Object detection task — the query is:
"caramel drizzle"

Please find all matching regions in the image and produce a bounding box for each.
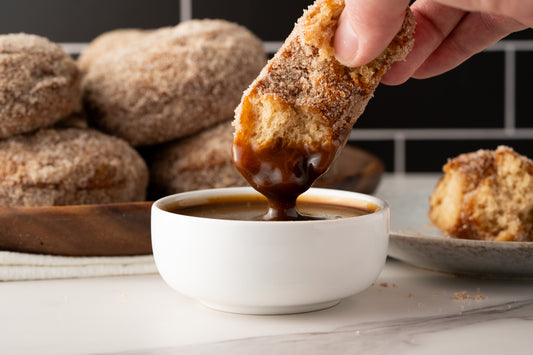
[232,132,345,221]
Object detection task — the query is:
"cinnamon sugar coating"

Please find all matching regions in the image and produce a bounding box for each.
[0,33,81,139]
[82,20,266,146]
[0,128,148,207]
[429,146,533,241]
[77,28,150,75]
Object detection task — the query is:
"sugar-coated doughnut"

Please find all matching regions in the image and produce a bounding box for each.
[148,120,384,197]
[0,128,148,207]
[82,20,266,146]
[149,121,246,196]
[77,29,150,74]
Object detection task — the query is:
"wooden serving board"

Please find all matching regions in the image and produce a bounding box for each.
[0,146,383,257]
[0,202,152,257]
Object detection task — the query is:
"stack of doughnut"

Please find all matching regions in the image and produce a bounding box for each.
[0,33,149,207]
[0,19,267,207]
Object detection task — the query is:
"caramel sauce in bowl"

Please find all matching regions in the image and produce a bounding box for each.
[151,187,389,315]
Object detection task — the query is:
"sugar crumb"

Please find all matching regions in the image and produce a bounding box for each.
[453,291,472,300]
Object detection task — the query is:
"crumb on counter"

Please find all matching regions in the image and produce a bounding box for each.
[453,290,487,301]
[453,291,472,300]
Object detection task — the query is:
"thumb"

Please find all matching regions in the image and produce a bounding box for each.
[334,0,411,67]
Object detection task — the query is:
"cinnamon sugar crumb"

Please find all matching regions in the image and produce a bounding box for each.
[453,290,487,300]
[475,289,487,300]
[453,291,472,300]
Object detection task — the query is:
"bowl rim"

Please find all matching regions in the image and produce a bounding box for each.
[152,187,389,225]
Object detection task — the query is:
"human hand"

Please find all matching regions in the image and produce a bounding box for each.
[334,0,530,85]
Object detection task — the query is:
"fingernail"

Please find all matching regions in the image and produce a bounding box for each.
[334,16,359,67]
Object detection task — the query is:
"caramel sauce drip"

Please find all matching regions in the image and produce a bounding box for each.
[232,137,343,221]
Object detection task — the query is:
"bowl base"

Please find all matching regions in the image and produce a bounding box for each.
[200,299,340,315]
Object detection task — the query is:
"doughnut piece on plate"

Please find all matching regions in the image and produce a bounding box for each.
[232,0,415,200]
[0,128,148,207]
[0,33,81,139]
[429,146,533,241]
[82,20,266,146]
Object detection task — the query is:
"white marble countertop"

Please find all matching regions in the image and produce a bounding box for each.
[2,174,533,355]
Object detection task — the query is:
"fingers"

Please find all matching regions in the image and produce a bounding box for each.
[381,0,466,85]
[333,0,411,67]
[334,0,531,85]
[412,12,526,79]
[437,0,533,27]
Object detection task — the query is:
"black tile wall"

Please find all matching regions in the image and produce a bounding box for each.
[0,0,180,42]
[406,140,533,172]
[1,0,532,173]
[516,51,533,128]
[358,52,505,129]
[192,0,313,41]
[506,28,533,40]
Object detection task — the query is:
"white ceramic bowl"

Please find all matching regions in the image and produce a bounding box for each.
[151,187,389,315]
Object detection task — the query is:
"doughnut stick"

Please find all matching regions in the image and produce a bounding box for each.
[232,0,415,199]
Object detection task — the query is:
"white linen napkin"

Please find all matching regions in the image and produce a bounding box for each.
[0,251,157,281]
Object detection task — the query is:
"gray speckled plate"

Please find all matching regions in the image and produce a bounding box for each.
[389,232,533,278]
[377,174,533,278]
